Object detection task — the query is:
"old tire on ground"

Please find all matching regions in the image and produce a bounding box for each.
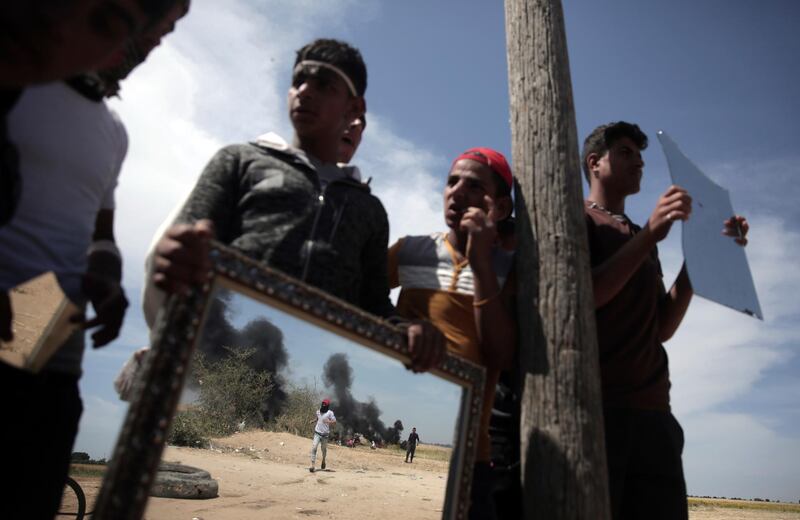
[149,463,219,499]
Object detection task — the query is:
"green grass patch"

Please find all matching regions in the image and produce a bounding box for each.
[688,497,800,513]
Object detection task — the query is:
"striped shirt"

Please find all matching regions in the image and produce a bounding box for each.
[388,232,514,461]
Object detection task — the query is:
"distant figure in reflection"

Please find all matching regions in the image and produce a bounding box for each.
[388,147,517,519]
[310,398,336,473]
[404,427,419,463]
[581,121,749,520]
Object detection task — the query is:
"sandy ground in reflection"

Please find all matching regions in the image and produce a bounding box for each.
[141,430,449,519]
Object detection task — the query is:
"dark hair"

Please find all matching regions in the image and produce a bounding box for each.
[581,121,648,183]
[138,0,191,22]
[489,174,513,232]
[491,173,511,198]
[294,38,367,97]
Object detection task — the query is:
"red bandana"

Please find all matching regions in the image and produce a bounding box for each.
[451,147,513,188]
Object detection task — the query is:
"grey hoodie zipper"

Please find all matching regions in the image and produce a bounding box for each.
[300,177,361,282]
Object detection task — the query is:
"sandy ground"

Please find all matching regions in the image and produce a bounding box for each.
[690,508,800,520]
[64,432,799,520]
[65,431,449,520]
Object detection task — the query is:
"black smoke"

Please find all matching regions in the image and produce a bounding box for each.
[322,353,404,444]
[196,289,288,421]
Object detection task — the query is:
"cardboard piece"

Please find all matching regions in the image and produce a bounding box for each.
[0,272,81,372]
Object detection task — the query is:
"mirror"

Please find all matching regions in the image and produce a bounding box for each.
[91,242,485,520]
[657,130,763,319]
[146,284,463,518]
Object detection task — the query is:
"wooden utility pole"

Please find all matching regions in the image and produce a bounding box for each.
[503,0,610,518]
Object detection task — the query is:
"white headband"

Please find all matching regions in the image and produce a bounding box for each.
[293,60,358,97]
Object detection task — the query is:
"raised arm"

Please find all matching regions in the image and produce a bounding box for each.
[463,196,516,370]
[80,209,129,348]
[592,186,691,307]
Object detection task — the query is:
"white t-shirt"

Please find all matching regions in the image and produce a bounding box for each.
[0,82,127,301]
[315,409,336,436]
[0,81,127,374]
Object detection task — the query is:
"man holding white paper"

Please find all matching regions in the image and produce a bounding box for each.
[581,121,748,520]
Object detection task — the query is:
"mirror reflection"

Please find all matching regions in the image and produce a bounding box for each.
[657,131,762,319]
[144,285,462,519]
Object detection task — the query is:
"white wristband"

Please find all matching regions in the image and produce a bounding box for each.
[87,239,122,259]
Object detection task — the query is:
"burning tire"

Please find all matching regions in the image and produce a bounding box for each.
[149,463,219,499]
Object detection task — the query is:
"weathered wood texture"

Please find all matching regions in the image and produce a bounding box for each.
[503,0,610,518]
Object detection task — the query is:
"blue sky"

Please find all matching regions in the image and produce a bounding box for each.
[73,0,799,503]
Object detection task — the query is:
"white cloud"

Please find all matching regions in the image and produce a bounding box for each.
[669,213,800,415]
[658,193,800,501]
[358,115,448,243]
[110,43,222,291]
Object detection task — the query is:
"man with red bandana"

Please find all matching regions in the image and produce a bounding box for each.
[388,147,516,519]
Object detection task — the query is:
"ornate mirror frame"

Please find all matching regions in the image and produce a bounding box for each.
[91,242,486,520]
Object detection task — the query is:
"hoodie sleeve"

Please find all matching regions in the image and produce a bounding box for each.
[141,146,242,331]
[174,146,242,239]
[359,202,397,319]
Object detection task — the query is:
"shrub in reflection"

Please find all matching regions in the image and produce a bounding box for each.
[168,346,274,445]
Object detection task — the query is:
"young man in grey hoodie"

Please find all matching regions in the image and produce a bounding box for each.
[149,38,444,370]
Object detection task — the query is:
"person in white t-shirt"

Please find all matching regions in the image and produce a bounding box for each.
[0,4,189,518]
[310,398,336,473]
